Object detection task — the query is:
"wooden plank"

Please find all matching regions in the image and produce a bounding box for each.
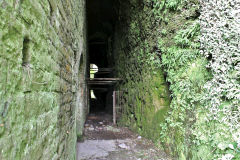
[87,78,122,81]
[113,91,116,125]
[90,68,113,70]
[87,81,118,84]
[89,87,108,89]
[89,88,108,91]
[95,72,112,74]
[88,83,115,86]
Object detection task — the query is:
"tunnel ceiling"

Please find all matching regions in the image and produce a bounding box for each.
[87,0,117,67]
[87,0,117,41]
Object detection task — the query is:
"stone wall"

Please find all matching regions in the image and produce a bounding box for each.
[112,0,171,141]
[0,0,87,159]
[112,0,202,159]
[113,0,205,159]
[113,0,240,159]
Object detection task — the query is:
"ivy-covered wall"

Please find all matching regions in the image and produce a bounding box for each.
[113,0,240,159]
[196,1,240,159]
[0,0,87,159]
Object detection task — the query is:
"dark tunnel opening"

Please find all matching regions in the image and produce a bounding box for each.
[86,0,118,115]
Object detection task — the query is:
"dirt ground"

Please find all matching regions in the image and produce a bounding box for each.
[77,113,172,160]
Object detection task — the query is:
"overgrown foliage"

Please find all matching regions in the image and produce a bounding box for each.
[197,1,240,159]
[114,0,239,159]
[155,0,240,159]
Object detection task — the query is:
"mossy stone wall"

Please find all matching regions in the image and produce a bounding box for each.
[112,0,171,141]
[113,0,239,159]
[113,0,203,159]
[0,0,87,159]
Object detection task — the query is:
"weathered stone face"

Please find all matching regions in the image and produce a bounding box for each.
[0,0,87,159]
[112,0,171,142]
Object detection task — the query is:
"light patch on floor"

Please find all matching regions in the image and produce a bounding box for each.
[77,139,127,160]
[77,140,115,159]
[76,113,172,160]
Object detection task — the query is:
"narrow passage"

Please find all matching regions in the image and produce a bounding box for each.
[77,113,171,160]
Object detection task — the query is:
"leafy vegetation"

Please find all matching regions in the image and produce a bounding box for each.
[114,0,239,159]
[156,0,240,159]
